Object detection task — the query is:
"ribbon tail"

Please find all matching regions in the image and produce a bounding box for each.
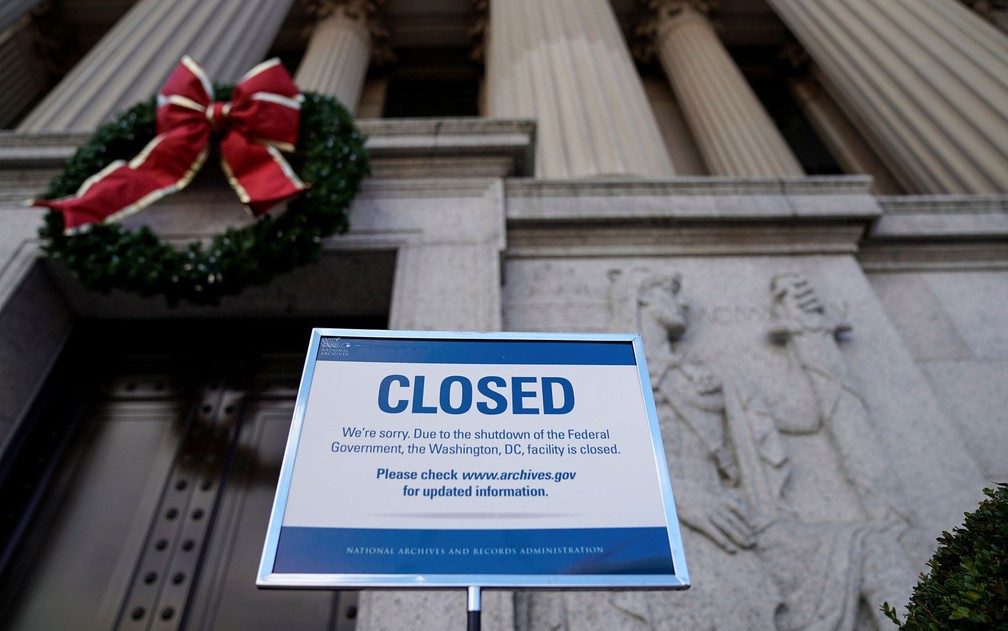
[220,135,307,217]
[34,129,209,233]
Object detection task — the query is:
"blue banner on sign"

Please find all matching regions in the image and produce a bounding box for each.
[316,337,637,366]
[273,526,675,575]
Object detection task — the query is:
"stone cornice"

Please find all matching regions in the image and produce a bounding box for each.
[861,195,1008,270]
[358,118,535,177]
[871,195,1008,239]
[0,119,537,180]
[505,176,879,257]
[505,176,877,221]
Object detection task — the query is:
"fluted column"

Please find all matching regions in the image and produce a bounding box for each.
[650,1,803,177]
[790,75,904,194]
[767,0,1008,194]
[0,16,49,128]
[295,0,378,111]
[487,0,675,179]
[18,0,296,131]
[0,0,41,33]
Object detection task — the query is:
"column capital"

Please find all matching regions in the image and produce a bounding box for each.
[303,0,371,21]
[303,0,393,64]
[779,39,811,73]
[648,0,717,23]
[23,0,75,80]
[635,0,720,62]
[468,0,488,63]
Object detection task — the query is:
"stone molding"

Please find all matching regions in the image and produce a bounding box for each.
[858,194,1008,271]
[358,118,535,178]
[872,195,1008,239]
[0,119,536,179]
[860,194,1008,270]
[505,176,879,257]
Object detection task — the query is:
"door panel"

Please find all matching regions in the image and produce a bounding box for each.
[187,401,340,630]
[4,402,186,630]
[0,321,381,631]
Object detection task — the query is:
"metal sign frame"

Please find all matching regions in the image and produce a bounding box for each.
[257,329,689,590]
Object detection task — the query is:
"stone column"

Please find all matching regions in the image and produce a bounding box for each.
[0,16,49,128]
[767,0,1008,194]
[487,0,675,179]
[295,0,385,112]
[18,0,296,131]
[0,0,41,33]
[789,75,904,195]
[649,1,804,177]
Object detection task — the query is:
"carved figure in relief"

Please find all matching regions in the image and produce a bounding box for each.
[645,272,916,631]
[767,272,910,524]
[520,269,914,631]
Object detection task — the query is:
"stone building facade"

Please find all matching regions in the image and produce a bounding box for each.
[0,1,1005,629]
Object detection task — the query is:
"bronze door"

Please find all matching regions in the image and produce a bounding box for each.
[0,321,371,630]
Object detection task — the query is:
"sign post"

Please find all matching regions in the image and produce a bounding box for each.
[468,585,480,631]
[258,330,689,621]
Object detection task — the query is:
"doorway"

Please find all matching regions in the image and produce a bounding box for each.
[0,318,383,630]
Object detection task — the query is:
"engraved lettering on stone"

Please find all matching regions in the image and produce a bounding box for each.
[692,300,848,326]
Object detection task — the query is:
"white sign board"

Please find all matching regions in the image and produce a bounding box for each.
[258,329,689,589]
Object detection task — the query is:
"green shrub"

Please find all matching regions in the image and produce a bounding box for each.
[883,484,1007,629]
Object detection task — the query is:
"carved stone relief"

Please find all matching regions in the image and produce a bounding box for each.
[767,273,911,524]
[518,268,917,631]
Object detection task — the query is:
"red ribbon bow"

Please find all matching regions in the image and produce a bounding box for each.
[37,56,307,232]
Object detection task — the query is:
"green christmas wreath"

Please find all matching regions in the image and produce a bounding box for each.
[37,87,369,305]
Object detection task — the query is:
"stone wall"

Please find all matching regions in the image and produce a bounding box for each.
[865,196,1008,484]
[498,178,987,630]
[1,126,1004,631]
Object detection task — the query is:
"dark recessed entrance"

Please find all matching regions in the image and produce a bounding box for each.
[0,317,385,630]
